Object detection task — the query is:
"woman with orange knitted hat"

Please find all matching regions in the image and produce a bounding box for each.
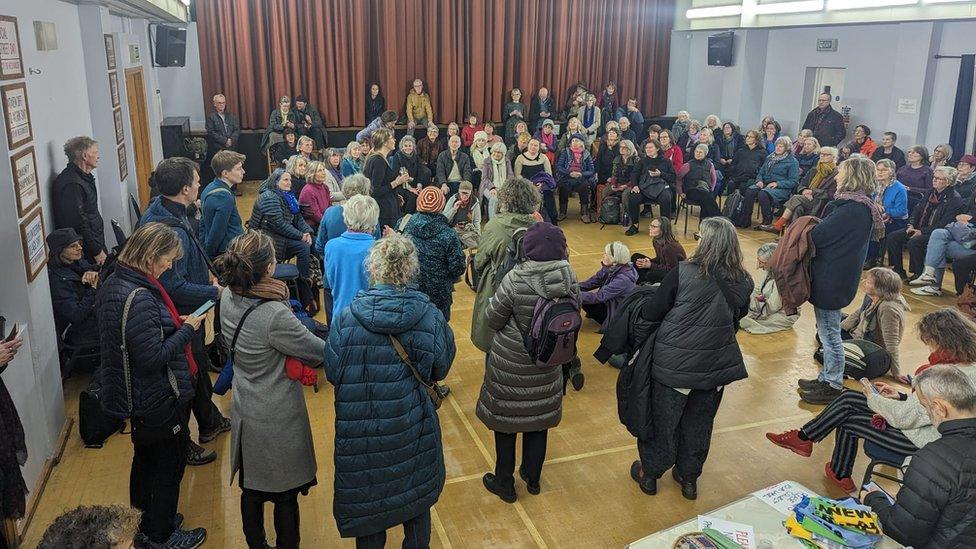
[403,186,466,322]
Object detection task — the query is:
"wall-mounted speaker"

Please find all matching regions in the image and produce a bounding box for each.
[153,25,186,67]
[707,32,735,67]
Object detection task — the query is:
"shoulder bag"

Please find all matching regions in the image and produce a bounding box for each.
[388,334,443,409]
[213,299,270,395]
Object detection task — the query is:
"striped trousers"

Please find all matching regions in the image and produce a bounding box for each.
[800,391,918,479]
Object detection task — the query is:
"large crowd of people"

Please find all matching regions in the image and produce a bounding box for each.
[13,81,976,548]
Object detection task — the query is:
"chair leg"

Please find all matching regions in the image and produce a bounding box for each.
[683,202,689,236]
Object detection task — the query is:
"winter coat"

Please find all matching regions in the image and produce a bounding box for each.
[221,289,325,493]
[579,264,638,330]
[444,194,482,232]
[52,163,106,259]
[794,167,838,217]
[555,148,596,185]
[676,159,717,195]
[476,260,579,433]
[645,263,753,390]
[611,155,639,188]
[402,213,466,313]
[479,156,513,198]
[810,200,874,310]
[139,198,219,312]
[881,181,910,221]
[261,108,300,150]
[528,95,555,131]
[326,286,454,538]
[739,269,798,335]
[631,155,677,191]
[470,213,537,351]
[248,186,312,262]
[801,105,846,147]
[503,101,526,142]
[752,155,800,203]
[200,179,243,257]
[435,150,473,185]
[596,140,621,182]
[865,416,976,548]
[417,137,445,168]
[48,261,98,342]
[324,231,375,325]
[841,296,909,375]
[405,91,434,124]
[730,145,767,184]
[299,179,332,229]
[340,157,363,177]
[911,187,964,236]
[98,265,195,419]
[205,111,240,152]
[365,93,385,124]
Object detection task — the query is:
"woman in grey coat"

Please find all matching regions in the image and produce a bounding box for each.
[215,231,325,549]
[478,222,580,503]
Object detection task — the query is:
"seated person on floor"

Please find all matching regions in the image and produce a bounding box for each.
[739,242,798,335]
[887,166,963,281]
[759,146,838,233]
[38,504,142,549]
[579,241,638,332]
[46,228,99,345]
[768,307,976,493]
[631,216,685,285]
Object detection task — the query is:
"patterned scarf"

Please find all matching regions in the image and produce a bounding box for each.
[277,188,301,214]
[762,148,790,170]
[833,190,885,240]
[245,278,290,301]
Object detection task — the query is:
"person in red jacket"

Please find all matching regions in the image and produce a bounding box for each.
[461,112,484,149]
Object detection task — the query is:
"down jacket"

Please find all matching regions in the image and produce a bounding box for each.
[579,264,638,331]
[555,148,597,185]
[752,154,800,204]
[98,265,195,419]
[402,212,466,314]
[325,286,455,538]
[48,261,98,342]
[248,183,312,260]
[476,259,579,433]
[865,417,976,548]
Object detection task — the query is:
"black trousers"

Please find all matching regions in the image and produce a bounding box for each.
[741,187,776,225]
[355,509,431,549]
[190,330,222,436]
[886,229,929,275]
[637,381,723,481]
[953,252,976,295]
[800,391,918,479]
[130,420,189,543]
[558,177,592,212]
[241,488,301,549]
[494,430,549,488]
[541,189,559,226]
[625,189,672,225]
[582,302,608,326]
[684,188,722,219]
[631,253,668,285]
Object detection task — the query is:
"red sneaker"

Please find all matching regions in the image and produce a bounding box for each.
[824,461,856,493]
[766,430,813,457]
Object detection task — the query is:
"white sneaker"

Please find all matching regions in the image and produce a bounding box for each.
[909,273,937,286]
[910,285,942,296]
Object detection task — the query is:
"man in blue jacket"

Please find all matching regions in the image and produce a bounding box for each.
[139,157,229,465]
[201,150,246,258]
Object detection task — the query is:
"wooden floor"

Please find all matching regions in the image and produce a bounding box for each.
[23,183,943,548]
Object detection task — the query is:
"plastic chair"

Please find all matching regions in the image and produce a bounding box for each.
[861,440,911,488]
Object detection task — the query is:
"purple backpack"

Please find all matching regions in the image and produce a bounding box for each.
[521,296,582,368]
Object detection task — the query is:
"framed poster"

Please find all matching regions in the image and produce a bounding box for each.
[19,206,47,282]
[1,82,31,149]
[10,146,39,217]
[113,107,124,144]
[117,143,128,181]
[104,33,116,70]
[0,16,24,80]
[108,71,120,108]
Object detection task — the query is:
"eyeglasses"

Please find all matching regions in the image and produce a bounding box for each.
[933,176,949,182]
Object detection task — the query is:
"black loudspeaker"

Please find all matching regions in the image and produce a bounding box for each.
[154,26,186,67]
[160,116,189,159]
[707,32,735,67]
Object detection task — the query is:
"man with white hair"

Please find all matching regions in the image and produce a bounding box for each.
[863,364,976,547]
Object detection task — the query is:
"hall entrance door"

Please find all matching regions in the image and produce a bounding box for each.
[124,67,153,209]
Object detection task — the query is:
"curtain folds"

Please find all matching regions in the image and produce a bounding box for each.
[196,0,673,130]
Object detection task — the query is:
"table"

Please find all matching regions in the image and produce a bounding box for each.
[628,480,903,548]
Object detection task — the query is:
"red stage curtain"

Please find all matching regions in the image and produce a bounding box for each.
[197,0,674,130]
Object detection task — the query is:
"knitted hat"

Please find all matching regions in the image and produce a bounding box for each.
[522,222,567,262]
[417,186,446,213]
[459,181,473,193]
[959,154,976,168]
[542,119,554,127]
[46,227,82,257]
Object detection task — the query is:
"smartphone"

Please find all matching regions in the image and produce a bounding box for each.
[4,323,22,343]
[190,300,216,318]
[860,377,881,394]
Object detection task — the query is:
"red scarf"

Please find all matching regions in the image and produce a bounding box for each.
[914,349,958,376]
[130,265,199,376]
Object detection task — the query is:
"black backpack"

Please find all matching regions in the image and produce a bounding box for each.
[598,193,621,227]
[79,382,125,448]
[493,227,528,288]
[722,189,744,223]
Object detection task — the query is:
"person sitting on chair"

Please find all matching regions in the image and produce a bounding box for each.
[46,228,99,347]
[738,136,799,228]
[249,169,313,279]
[676,144,722,220]
[624,140,676,236]
[579,241,638,332]
[759,146,839,233]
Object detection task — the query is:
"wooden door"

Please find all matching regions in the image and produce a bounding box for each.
[124,67,153,208]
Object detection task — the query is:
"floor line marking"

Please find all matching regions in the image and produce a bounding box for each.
[430,507,453,549]
[513,500,549,549]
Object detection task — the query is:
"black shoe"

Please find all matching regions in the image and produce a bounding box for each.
[173,513,184,530]
[797,378,821,391]
[199,416,231,443]
[569,358,584,391]
[435,384,451,399]
[186,441,217,466]
[629,461,657,495]
[519,468,540,495]
[799,382,844,405]
[671,469,697,500]
[482,473,516,503]
[557,212,567,221]
[892,268,909,281]
[625,225,639,236]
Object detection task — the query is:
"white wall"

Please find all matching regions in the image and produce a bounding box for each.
[667,19,976,149]
[155,21,205,130]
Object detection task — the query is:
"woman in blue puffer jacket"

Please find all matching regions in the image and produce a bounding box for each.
[325,233,456,546]
[738,136,799,228]
[97,222,208,548]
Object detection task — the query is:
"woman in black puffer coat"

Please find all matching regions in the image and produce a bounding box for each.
[97,222,207,547]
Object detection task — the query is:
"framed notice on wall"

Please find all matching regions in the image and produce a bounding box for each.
[1,82,31,149]
[104,33,116,70]
[0,15,24,80]
[113,108,124,144]
[109,71,120,108]
[19,206,47,282]
[10,146,39,216]
[118,143,128,181]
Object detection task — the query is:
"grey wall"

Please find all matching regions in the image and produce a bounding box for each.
[667,19,976,149]
[156,21,205,130]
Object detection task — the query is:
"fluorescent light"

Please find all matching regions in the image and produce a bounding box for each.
[826,0,916,9]
[923,0,972,4]
[686,5,744,19]
[753,1,825,15]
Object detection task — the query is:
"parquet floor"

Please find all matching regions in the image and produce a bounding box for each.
[22,182,942,547]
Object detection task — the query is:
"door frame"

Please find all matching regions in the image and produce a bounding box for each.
[124,66,153,210]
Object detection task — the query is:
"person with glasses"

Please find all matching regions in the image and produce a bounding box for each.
[631,217,685,285]
[887,167,964,281]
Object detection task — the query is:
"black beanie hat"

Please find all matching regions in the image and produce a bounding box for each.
[522,222,567,262]
[46,228,82,257]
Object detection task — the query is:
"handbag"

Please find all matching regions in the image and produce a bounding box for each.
[214,299,270,395]
[638,174,667,200]
[388,334,444,409]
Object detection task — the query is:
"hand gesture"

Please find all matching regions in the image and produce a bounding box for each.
[874,382,900,400]
[181,314,205,330]
[802,189,813,200]
[0,336,24,364]
[302,233,312,245]
[94,250,108,266]
[82,271,99,287]
[635,258,651,269]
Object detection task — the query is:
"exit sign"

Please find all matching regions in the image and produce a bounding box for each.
[817,39,838,52]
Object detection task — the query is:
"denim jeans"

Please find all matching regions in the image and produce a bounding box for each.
[280,238,311,278]
[815,307,844,389]
[924,228,976,285]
